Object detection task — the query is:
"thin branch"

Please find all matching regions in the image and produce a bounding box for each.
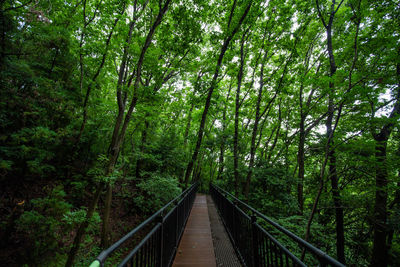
[4,0,33,11]
[316,0,327,29]
[334,0,345,14]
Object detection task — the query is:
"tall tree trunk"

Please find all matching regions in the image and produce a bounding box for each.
[243,47,268,200]
[180,101,194,184]
[183,103,194,149]
[100,0,172,247]
[387,181,400,260]
[184,1,252,187]
[136,120,149,179]
[66,4,128,264]
[217,83,232,180]
[243,25,296,198]
[301,148,329,261]
[371,139,389,267]
[233,33,247,196]
[76,15,121,144]
[297,116,305,213]
[65,183,103,267]
[387,142,400,261]
[297,61,321,214]
[266,99,281,162]
[316,0,346,263]
[371,51,400,267]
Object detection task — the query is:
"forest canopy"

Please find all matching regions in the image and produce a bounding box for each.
[0,0,399,266]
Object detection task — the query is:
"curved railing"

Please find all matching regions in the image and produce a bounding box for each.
[90,182,198,267]
[210,183,345,267]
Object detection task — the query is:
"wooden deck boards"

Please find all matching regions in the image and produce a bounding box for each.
[172,194,216,267]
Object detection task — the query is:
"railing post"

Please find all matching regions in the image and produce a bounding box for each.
[158,212,164,267]
[175,199,179,247]
[232,199,238,241]
[319,256,328,267]
[251,213,259,267]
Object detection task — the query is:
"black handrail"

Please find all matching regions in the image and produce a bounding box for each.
[210,183,345,267]
[90,182,198,267]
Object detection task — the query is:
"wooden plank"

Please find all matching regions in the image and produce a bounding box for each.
[172,194,216,267]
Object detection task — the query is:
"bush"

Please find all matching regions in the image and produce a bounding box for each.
[133,173,181,214]
[15,185,71,265]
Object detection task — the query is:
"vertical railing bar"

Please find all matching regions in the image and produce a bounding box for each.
[147,238,150,267]
[149,235,152,267]
[272,239,275,267]
[157,227,161,267]
[153,233,156,267]
[143,239,146,267]
[159,213,164,267]
[270,238,274,267]
[144,242,147,267]
[154,231,157,267]
[141,244,146,266]
[285,253,289,267]
[138,245,142,267]
[141,246,144,267]
[267,236,270,267]
[140,246,143,267]
[271,242,275,266]
[177,203,180,240]
[262,235,266,267]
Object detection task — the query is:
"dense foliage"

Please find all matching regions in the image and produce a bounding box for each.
[0,0,399,266]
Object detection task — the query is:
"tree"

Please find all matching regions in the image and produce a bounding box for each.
[184,0,254,186]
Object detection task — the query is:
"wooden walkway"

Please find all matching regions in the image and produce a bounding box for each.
[172,194,216,267]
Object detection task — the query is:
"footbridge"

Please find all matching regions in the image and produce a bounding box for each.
[89,183,345,267]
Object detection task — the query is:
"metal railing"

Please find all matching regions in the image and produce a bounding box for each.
[210,184,345,267]
[90,182,198,267]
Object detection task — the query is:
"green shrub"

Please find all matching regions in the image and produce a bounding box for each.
[15,185,72,265]
[133,173,181,214]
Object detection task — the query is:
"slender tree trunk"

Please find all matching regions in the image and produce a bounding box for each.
[184,1,252,187]
[297,60,321,214]
[243,48,267,199]
[266,100,281,162]
[76,15,121,144]
[316,0,346,262]
[217,140,225,180]
[180,102,194,184]
[297,54,309,214]
[65,183,103,267]
[136,120,149,179]
[66,6,128,263]
[387,142,400,260]
[261,125,276,159]
[233,34,247,196]
[217,84,232,180]
[371,139,389,267]
[301,126,333,261]
[371,55,400,267]
[328,138,345,263]
[326,87,345,264]
[100,0,172,247]
[387,178,400,260]
[297,117,305,213]
[183,103,194,148]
